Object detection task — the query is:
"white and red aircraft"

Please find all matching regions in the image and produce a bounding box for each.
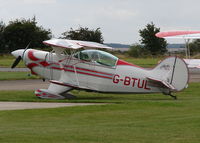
[11,39,189,99]
[156,31,200,72]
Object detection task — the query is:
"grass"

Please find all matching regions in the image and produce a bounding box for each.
[0,72,38,80]
[0,83,199,142]
[122,57,162,68]
[0,55,25,67]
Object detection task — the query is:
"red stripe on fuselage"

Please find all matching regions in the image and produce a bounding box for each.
[64,65,113,76]
[63,68,113,79]
[27,63,38,69]
[29,63,112,79]
[117,59,144,69]
[28,50,40,61]
[39,61,50,67]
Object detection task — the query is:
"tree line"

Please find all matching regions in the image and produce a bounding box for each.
[0,18,51,53]
[0,17,200,57]
[0,17,103,54]
[128,23,200,57]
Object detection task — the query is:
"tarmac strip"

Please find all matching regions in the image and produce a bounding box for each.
[0,79,49,90]
[0,102,105,111]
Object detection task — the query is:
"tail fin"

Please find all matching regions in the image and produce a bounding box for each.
[147,57,189,92]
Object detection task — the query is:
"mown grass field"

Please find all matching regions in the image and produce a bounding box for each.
[0,83,200,143]
[124,57,161,68]
[0,54,199,143]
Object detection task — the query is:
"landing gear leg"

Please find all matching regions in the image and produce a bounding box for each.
[169,93,177,100]
[163,91,177,100]
[63,93,77,99]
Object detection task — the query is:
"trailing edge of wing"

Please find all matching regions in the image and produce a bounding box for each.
[156,31,200,39]
[43,39,113,50]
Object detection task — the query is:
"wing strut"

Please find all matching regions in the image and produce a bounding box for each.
[73,65,80,86]
[64,49,80,86]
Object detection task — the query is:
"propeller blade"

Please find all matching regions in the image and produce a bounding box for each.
[22,42,31,59]
[11,56,22,69]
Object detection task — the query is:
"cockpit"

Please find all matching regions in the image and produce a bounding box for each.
[74,50,118,67]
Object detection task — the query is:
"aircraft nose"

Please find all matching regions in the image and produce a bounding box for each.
[11,49,25,58]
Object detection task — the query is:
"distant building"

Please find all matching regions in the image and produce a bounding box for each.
[167,44,185,53]
[105,43,130,52]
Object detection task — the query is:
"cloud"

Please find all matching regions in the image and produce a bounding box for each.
[102,8,138,21]
[22,0,57,4]
[1,0,200,44]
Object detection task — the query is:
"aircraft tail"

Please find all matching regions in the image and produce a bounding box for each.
[147,57,189,93]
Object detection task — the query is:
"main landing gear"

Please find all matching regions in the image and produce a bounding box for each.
[62,93,77,99]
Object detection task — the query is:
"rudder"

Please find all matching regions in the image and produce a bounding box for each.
[147,57,189,92]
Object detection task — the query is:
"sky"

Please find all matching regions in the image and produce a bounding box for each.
[1,0,200,44]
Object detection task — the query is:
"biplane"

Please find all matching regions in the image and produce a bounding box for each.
[11,39,189,99]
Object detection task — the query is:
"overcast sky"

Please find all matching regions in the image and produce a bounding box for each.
[1,0,200,44]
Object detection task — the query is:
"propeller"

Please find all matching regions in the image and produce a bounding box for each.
[11,42,31,69]
[22,42,31,59]
[11,56,22,68]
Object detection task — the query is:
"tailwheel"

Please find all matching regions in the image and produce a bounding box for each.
[169,93,177,100]
[163,91,177,100]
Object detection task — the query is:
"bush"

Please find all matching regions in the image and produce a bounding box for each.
[128,44,152,58]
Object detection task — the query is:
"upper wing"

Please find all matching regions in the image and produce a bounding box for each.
[43,39,113,50]
[156,31,200,39]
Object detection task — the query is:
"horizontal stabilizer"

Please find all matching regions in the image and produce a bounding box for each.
[147,77,176,91]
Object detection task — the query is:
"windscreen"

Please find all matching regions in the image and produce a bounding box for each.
[74,50,118,67]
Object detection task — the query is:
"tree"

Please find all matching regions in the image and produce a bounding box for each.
[1,17,52,53]
[128,44,141,58]
[0,21,5,53]
[139,22,167,55]
[128,44,151,58]
[188,40,200,56]
[61,27,104,43]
